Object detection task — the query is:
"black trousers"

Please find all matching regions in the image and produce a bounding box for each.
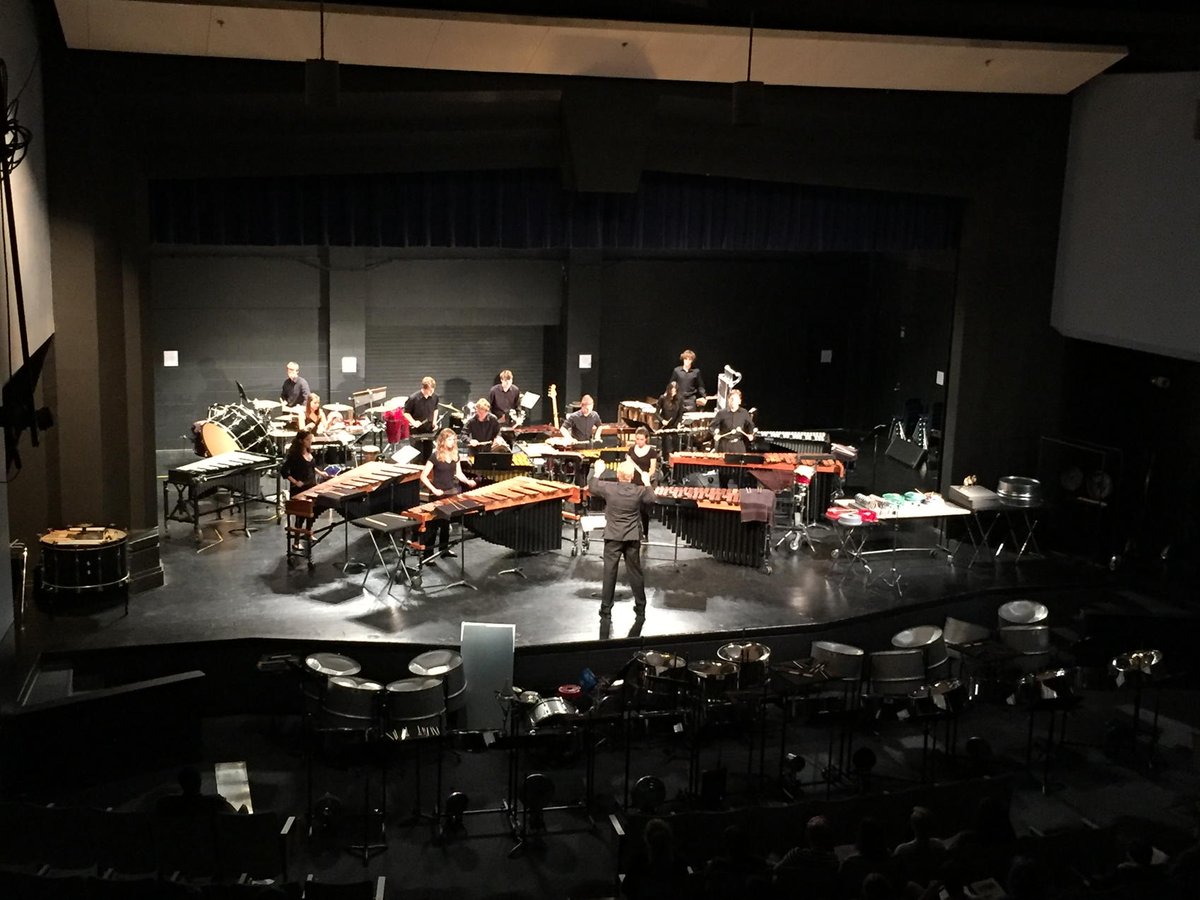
[600,539,646,617]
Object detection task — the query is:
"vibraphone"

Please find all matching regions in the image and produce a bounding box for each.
[758,430,830,456]
[285,461,424,563]
[466,450,535,483]
[653,485,772,568]
[669,451,845,521]
[403,476,580,554]
[164,451,277,538]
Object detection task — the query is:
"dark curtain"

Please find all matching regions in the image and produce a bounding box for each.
[150,169,960,253]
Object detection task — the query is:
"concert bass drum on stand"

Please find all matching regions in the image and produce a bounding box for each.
[201,404,275,458]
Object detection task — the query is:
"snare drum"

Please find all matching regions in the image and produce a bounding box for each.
[528,696,576,729]
[40,527,129,592]
[201,404,273,457]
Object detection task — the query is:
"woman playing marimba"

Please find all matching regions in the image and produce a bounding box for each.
[418,429,476,561]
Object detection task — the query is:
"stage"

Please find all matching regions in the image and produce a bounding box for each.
[30,502,1105,660]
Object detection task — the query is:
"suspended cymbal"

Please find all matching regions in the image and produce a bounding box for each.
[324,403,352,412]
[251,398,281,410]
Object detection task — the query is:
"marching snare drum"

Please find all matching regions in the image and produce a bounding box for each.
[201,404,274,457]
[40,526,129,592]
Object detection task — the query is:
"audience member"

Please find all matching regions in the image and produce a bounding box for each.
[918,861,971,900]
[944,797,1017,882]
[155,766,237,816]
[774,814,840,900]
[702,824,770,896]
[892,806,947,889]
[839,817,899,899]
[622,818,690,899]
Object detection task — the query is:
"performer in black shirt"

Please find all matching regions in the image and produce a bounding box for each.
[710,389,755,453]
[655,380,684,458]
[488,370,521,426]
[463,398,502,448]
[404,376,440,462]
[627,427,659,538]
[588,459,655,623]
[279,361,310,411]
[280,431,322,550]
[418,429,476,561]
[671,350,708,411]
[560,394,603,444]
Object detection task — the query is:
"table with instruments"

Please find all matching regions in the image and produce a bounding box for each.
[670,451,845,518]
[164,450,278,541]
[285,461,424,566]
[652,485,775,569]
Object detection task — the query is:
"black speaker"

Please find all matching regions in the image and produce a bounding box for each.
[305,58,339,109]
[684,470,719,488]
[732,80,764,126]
[885,437,926,469]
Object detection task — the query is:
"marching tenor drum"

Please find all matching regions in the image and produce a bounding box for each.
[39,526,130,592]
[201,404,274,457]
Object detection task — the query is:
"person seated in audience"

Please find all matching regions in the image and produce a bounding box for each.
[1004,855,1048,900]
[156,766,237,816]
[1097,838,1165,889]
[943,796,1017,883]
[702,824,770,895]
[621,817,690,899]
[774,814,840,900]
[917,861,971,900]
[861,871,901,900]
[892,806,947,889]
[839,817,899,900]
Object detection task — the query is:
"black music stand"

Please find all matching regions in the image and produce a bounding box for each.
[422,503,479,594]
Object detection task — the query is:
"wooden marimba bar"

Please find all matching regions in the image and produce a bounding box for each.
[653,484,768,568]
[404,476,580,554]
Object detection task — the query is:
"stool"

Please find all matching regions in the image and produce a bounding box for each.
[998,599,1048,629]
[892,626,950,681]
[350,512,419,597]
[829,514,872,573]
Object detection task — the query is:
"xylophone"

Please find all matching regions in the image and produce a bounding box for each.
[164,451,276,537]
[403,476,580,554]
[669,451,846,521]
[652,485,772,568]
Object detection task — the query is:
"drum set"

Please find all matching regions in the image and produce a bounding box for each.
[193,395,384,466]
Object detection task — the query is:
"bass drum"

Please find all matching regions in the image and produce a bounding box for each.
[201,404,273,457]
[40,526,129,592]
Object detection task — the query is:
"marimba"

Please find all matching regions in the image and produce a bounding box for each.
[403,476,580,554]
[669,451,846,521]
[164,451,276,538]
[653,484,774,568]
[285,461,424,563]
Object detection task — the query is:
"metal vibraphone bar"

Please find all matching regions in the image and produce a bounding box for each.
[757,430,831,456]
[164,451,277,538]
[653,485,768,568]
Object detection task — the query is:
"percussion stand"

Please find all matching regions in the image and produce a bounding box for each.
[423,511,477,594]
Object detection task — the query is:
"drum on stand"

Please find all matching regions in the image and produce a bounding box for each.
[202,404,274,457]
[39,527,129,593]
[528,696,577,730]
[409,649,467,712]
[717,641,772,689]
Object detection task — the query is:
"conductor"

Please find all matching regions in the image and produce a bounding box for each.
[588,459,655,624]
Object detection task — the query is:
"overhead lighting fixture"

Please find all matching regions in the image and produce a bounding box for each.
[305,3,339,109]
[732,15,764,126]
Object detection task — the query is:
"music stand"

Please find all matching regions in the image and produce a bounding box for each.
[422,500,480,594]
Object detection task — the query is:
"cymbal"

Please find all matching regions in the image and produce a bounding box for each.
[438,403,461,412]
[268,429,294,438]
[251,399,280,410]
[272,416,294,424]
[324,403,352,412]
[365,405,387,414]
